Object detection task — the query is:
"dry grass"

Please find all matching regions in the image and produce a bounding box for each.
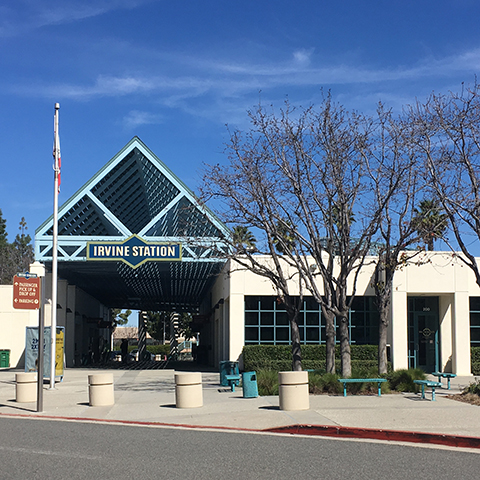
[447,393,480,406]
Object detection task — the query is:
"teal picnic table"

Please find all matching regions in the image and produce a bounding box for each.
[431,372,456,389]
[337,378,387,397]
[414,379,442,401]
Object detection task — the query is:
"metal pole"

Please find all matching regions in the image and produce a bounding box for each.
[50,103,60,389]
[37,274,45,411]
[30,262,45,412]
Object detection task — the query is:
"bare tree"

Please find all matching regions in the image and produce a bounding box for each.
[203,97,404,376]
[370,105,425,374]
[408,84,480,286]
[202,148,306,370]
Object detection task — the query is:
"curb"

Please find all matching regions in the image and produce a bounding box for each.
[264,424,480,449]
[2,411,479,450]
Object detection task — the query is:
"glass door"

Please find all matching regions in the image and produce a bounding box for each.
[408,297,440,373]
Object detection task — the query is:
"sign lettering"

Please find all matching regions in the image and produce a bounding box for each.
[87,234,182,269]
[13,275,41,309]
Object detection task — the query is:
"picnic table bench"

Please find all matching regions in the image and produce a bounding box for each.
[337,378,387,397]
[414,379,442,401]
[225,374,241,392]
[431,372,457,389]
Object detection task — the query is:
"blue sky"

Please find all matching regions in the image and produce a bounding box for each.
[1,0,480,243]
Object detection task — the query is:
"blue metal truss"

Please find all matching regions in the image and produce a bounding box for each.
[35,137,230,311]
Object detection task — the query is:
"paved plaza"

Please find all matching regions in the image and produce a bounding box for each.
[0,366,479,449]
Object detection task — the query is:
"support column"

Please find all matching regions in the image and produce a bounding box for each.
[452,291,472,375]
[391,290,408,370]
[228,294,245,363]
[439,295,453,372]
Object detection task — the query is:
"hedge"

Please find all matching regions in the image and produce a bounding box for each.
[472,347,480,375]
[242,344,387,372]
[127,344,170,355]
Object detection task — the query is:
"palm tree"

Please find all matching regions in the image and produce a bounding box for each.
[412,199,448,251]
[232,226,257,252]
[273,220,296,254]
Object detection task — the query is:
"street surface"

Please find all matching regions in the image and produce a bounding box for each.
[0,417,478,479]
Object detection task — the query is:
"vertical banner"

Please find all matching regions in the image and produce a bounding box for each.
[25,327,48,376]
[55,328,64,378]
[25,327,64,378]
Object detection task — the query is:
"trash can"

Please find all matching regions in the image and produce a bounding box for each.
[242,371,258,398]
[88,373,114,406]
[220,361,239,387]
[16,372,37,403]
[175,372,203,408]
[0,350,10,368]
[278,371,309,411]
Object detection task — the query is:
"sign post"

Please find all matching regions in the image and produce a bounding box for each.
[14,268,44,412]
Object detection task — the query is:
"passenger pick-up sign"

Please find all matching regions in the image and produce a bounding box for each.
[13,274,41,309]
[87,234,182,268]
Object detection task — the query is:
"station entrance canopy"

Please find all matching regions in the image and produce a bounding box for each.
[35,137,230,312]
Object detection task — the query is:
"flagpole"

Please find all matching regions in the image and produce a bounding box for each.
[50,103,60,389]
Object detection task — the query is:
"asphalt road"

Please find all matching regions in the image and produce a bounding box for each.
[0,417,478,479]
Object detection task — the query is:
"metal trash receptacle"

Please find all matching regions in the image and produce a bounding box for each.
[0,350,10,368]
[242,371,258,398]
[219,360,239,387]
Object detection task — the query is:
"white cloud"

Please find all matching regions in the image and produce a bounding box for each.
[0,0,153,37]
[293,49,313,67]
[123,110,163,129]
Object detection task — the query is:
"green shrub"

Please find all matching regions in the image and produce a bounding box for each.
[256,370,279,396]
[471,347,480,374]
[127,345,170,356]
[463,378,480,396]
[242,345,390,373]
[147,344,170,356]
[471,347,480,363]
[309,372,342,395]
[387,368,426,392]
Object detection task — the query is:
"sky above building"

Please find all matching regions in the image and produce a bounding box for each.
[1,0,480,247]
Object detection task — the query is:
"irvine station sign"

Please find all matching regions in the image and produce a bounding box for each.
[87,234,182,269]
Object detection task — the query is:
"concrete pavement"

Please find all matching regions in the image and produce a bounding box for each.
[0,366,479,449]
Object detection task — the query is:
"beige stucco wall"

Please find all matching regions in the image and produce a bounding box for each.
[213,252,480,375]
[0,286,39,368]
[0,265,110,369]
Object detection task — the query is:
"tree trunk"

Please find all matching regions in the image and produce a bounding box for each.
[324,309,336,373]
[290,314,302,371]
[338,312,351,377]
[378,313,389,375]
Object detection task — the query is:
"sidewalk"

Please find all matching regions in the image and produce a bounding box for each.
[0,367,479,449]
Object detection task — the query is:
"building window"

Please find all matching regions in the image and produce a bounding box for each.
[244,296,378,345]
[350,296,379,345]
[469,297,480,346]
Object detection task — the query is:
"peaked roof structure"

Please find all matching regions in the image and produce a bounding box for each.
[35,137,230,312]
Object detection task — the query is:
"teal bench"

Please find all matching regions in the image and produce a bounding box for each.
[414,380,442,401]
[431,372,457,390]
[337,378,387,397]
[225,374,241,392]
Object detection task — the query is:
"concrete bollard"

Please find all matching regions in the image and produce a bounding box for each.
[278,371,310,411]
[175,372,203,408]
[16,372,37,403]
[88,373,114,406]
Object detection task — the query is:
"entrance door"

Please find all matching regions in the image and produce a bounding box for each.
[408,297,440,372]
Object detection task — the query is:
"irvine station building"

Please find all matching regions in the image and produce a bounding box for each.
[0,137,478,376]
